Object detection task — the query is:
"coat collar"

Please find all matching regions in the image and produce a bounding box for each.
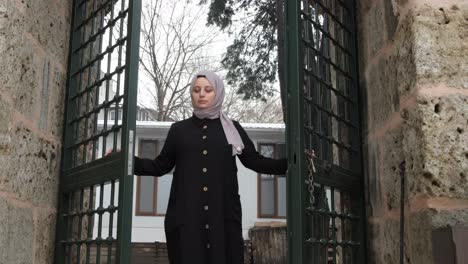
[191,114,220,127]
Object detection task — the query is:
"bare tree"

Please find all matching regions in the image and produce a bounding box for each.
[138,0,220,121]
[137,0,283,124]
[223,87,283,123]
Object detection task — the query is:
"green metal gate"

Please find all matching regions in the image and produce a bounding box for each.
[55,0,141,263]
[286,0,366,263]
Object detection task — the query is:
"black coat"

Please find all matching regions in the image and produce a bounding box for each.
[134,115,287,264]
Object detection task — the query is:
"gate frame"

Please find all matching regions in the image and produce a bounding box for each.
[54,1,142,263]
[285,0,368,263]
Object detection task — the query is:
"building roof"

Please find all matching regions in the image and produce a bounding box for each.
[135,121,285,132]
[98,120,285,132]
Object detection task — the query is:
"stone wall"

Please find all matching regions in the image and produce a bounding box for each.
[0,0,71,263]
[358,0,468,263]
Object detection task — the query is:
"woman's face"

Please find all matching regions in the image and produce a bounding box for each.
[191,77,216,109]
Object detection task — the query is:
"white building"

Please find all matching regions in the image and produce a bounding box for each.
[131,121,286,242]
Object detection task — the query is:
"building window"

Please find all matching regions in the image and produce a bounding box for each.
[109,109,122,121]
[136,109,153,121]
[136,139,173,216]
[258,143,286,218]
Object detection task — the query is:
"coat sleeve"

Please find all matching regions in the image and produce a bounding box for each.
[234,121,288,175]
[133,124,177,176]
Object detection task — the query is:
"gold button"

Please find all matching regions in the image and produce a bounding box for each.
[202,135,207,139]
[203,186,208,192]
[205,224,210,229]
[204,205,209,211]
[206,243,210,249]
[203,125,208,129]
[203,150,208,155]
[202,168,207,172]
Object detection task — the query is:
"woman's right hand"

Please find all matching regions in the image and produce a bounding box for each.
[105,148,121,157]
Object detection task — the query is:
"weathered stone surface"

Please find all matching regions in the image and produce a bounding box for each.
[406,209,435,264]
[0,0,70,120]
[0,198,34,263]
[46,62,66,138]
[365,54,400,131]
[365,1,386,58]
[407,207,468,263]
[384,0,399,40]
[361,1,468,263]
[9,0,70,62]
[0,34,44,119]
[0,98,13,190]
[405,94,468,198]
[0,97,12,135]
[394,12,418,97]
[363,4,468,104]
[0,199,6,261]
[0,2,7,33]
[34,210,57,264]
[356,0,374,17]
[366,79,468,263]
[379,126,406,211]
[411,5,468,88]
[0,125,60,207]
[367,218,400,264]
[364,141,385,217]
[0,0,71,263]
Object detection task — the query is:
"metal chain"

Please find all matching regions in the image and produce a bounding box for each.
[304,149,316,207]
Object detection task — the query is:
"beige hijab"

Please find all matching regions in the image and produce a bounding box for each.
[190,70,244,155]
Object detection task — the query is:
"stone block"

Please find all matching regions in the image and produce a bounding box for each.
[411,5,468,88]
[371,4,468,100]
[365,2,386,58]
[13,0,70,62]
[364,141,385,217]
[34,210,57,264]
[379,126,405,211]
[0,199,6,261]
[404,94,468,199]
[0,99,13,190]
[365,54,400,131]
[0,97,12,135]
[0,2,7,32]
[0,198,34,263]
[383,0,398,40]
[47,63,66,138]
[0,125,60,207]
[406,209,435,264]
[0,0,70,120]
[358,78,369,136]
[356,0,374,16]
[367,218,400,264]
[407,208,468,263]
[0,33,44,119]
[394,12,418,97]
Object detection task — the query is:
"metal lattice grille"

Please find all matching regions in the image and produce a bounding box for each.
[57,0,140,263]
[305,186,360,263]
[299,0,364,263]
[65,0,129,171]
[62,183,119,264]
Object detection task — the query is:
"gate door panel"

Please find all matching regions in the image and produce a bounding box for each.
[56,0,141,263]
[286,0,366,263]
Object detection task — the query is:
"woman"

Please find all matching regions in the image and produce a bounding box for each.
[134,70,287,264]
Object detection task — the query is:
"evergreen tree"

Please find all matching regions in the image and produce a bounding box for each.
[201,0,286,103]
